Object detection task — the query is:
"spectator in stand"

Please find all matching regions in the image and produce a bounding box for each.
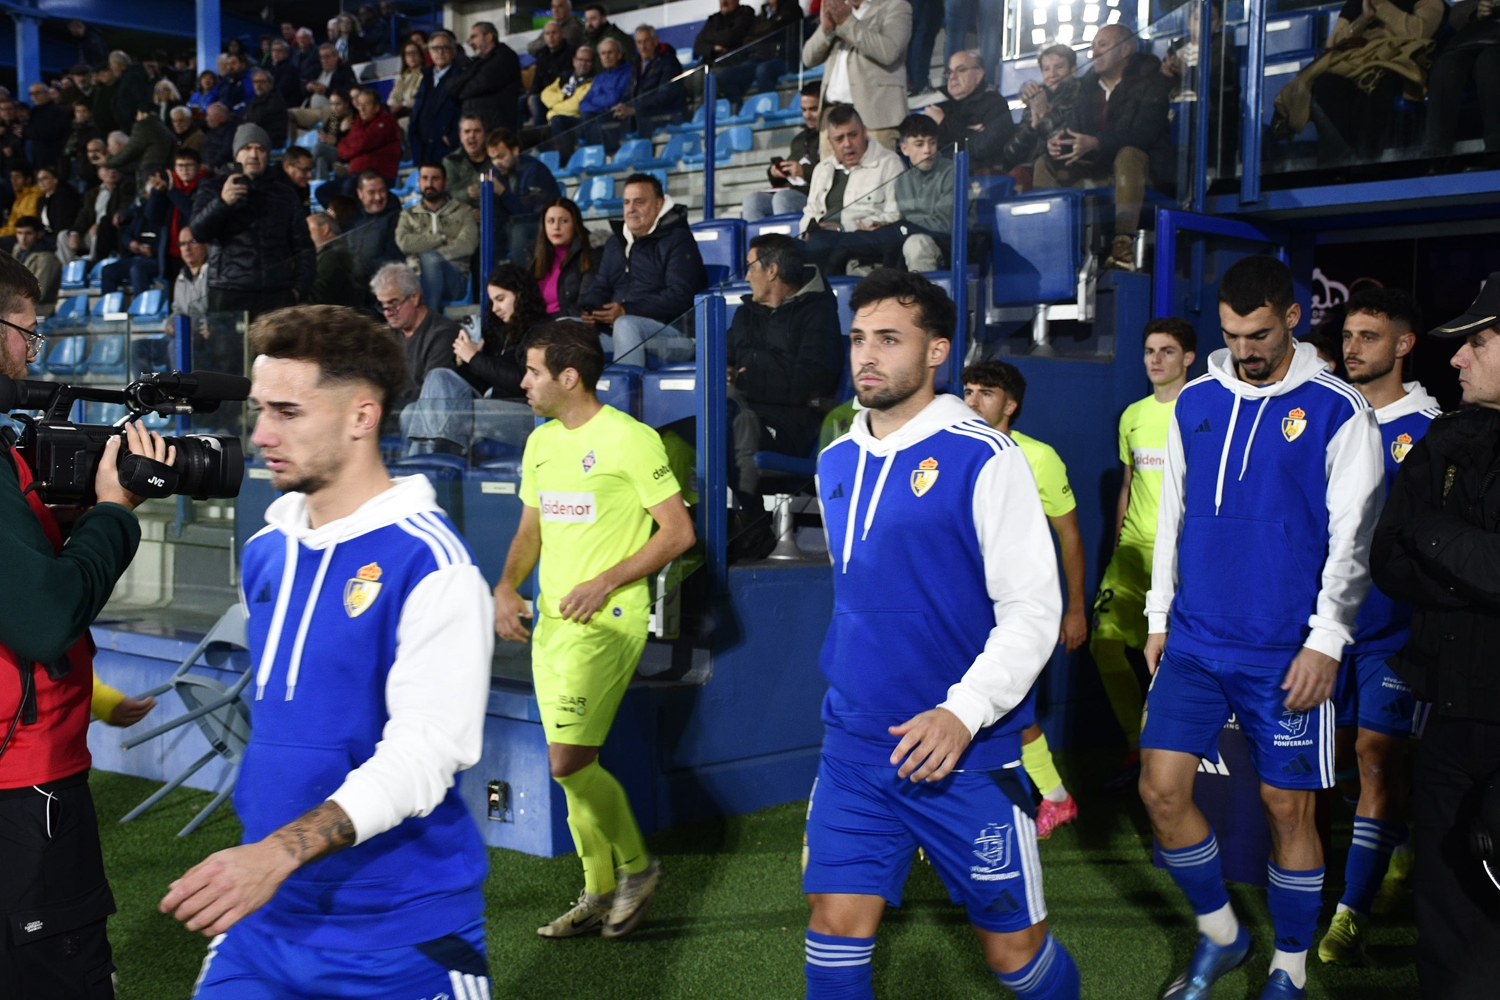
[306,212,366,306]
[99,170,168,295]
[292,43,357,131]
[395,162,480,310]
[151,148,206,283]
[381,1,410,49]
[713,0,806,109]
[583,5,635,62]
[924,49,1014,172]
[573,37,635,153]
[152,79,183,121]
[24,82,71,176]
[189,70,218,114]
[171,225,209,323]
[371,260,463,406]
[189,123,315,316]
[908,0,943,94]
[1422,0,1500,164]
[199,102,241,171]
[268,39,302,109]
[74,136,107,190]
[799,105,902,241]
[443,115,492,214]
[530,0,587,54]
[358,4,392,59]
[388,42,427,126]
[409,30,463,163]
[11,216,61,307]
[215,51,251,113]
[90,62,120,135]
[110,51,153,126]
[105,130,129,160]
[1003,44,1079,186]
[0,166,40,241]
[292,27,320,84]
[172,53,198,98]
[532,197,595,316]
[68,19,108,68]
[34,166,79,246]
[274,145,313,212]
[618,25,685,132]
[527,20,578,127]
[106,101,176,191]
[344,170,404,277]
[726,233,841,492]
[448,21,523,132]
[66,101,103,176]
[243,69,289,151]
[334,87,402,197]
[694,0,758,71]
[332,12,372,65]
[541,46,595,160]
[580,173,707,364]
[68,63,95,106]
[310,91,353,179]
[1160,1,1239,177]
[60,165,130,267]
[803,0,913,152]
[1034,24,1170,271]
[741,82,822,221]
[169,106,202,155]
[487,127,562,264]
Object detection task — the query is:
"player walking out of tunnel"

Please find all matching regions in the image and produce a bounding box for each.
[166,306,497,1000]
[493,320,695,940]
[1139,256,1384,1000]
[1318,287,1439,965]
[805,270,1078,1000]
[1093,318,1198,787]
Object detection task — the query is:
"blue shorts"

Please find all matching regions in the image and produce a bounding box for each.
[802,752,1046,934]
[1142,646,1335,790]
[1334,646,1415,737]
[192,916,490,999]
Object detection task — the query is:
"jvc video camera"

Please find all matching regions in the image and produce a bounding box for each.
[0,370,249,505]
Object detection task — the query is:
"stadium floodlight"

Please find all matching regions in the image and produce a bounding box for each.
[1007,0,1134,59]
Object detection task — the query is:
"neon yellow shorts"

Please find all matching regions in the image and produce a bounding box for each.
[531,614,647,747]
[1092,544,1151,649]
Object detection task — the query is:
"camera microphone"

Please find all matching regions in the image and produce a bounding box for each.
[143,371,251,404]
[0,375,60,412]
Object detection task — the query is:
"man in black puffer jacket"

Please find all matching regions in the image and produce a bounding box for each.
[580,173,707,365]
[1371,275,1500,1000]
[727,233,840,492]
[189,123,314,318]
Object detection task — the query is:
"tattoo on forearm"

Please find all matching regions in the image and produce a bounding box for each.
[271,801,356,866]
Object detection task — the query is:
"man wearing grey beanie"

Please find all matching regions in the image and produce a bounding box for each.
[189,121,314,319]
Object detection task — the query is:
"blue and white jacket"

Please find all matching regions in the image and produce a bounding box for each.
[1147,342,1384,665]
[1352,382,1441,651]
[816,394,1061,770]
[237,475,494,950]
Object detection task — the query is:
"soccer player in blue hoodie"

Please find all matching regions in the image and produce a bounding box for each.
[1317,287,1440,965]
[161,305,496,1000]
[1140,256,1384,1000]
[806,270,1078,1000]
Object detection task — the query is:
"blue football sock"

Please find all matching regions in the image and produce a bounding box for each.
[1340,817,1405,915]
[805,931,875,1000]
[996,934,1080,1000]
[1267,862,1325,953]
[1160,832,1232,915]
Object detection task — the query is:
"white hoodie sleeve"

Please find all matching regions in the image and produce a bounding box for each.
[328,563,495,845]
[1145,409,1187,634]
[939,446,1064,736]
[1305,407,1383,660]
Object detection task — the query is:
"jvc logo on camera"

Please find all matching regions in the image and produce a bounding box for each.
[148,476,165,488]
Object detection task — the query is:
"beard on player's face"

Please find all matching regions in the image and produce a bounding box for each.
[1346,353,1395,385]
[855,361,925,411]
[274,449,345,496]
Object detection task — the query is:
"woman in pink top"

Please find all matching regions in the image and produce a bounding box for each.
[531,197,595,316]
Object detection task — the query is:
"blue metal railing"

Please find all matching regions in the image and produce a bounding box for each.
[703,72,718,221]
[950,149,969,383]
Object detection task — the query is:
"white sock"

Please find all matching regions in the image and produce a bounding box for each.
[1334,902,1366,920]
[1043,784,1069,803]
[1270,949,1307,989]
[1196,902,1240,946]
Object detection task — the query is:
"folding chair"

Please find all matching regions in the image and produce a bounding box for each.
[118,604,252,837]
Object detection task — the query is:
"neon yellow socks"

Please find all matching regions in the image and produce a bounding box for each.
[1091,636,1144,749]
[1022,732,1068,801]
[554,759,649,896]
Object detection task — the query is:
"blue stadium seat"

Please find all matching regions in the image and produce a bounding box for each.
[129,288,167,319]
[667,100,730,135]
[555,144,606,179]
[294,130,320,150]
[720,281,750,327]
[585,137,654,175]
[762,94,804,126]
[59,259,87,291]
[84,334,127,376]
[638,133,700,169]
[778,64,824,85]
[43,293,89,332]
[681,125,754,167]
[133,334,173,373]
[87,291,127,330]
[88,257,118,290]
[746,212,803,241]
[643,364,697,428]
[730,92,779,125]
[827,276,858,400]
[308,179,327,204]
[44,335,87,375]
[576,175,614,215]
[536,149,561,173]
[461,466,528,592]
[386,455,466,527]
[691,219,747,286]
[596,364,645,418]
[392,169,419,196]
[991,191,1085,307]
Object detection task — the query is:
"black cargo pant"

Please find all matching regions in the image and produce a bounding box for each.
[0,770,116,999]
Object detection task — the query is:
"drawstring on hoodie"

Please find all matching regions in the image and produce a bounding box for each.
[255,535,300,700]
[1213,393,1272,515]
[284,542,339,701]
[840,448,869,573]
[861,455,895,541]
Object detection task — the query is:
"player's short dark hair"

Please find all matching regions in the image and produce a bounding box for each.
[898,113,939,142]
[800,81,822,100]
[0,247,41,313]
[174,146,201,164]
[1218,255,1295,317]
[1345,286,1421,334]
[418,160,448,177]
[1143,317,1197,354]
[961,361,1027,422]
[848,268,955,342]
[1038,44,1077,68]
[248,305,408,418]
[622,172,663,199]
[522,319,606,392]
[749,233,807,290]
[11,215,41,232]
[826,104,862,130]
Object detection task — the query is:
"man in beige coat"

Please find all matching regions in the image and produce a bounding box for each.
[802,0,911,152]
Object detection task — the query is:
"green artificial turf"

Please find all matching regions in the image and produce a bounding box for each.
[93,753,1418,999]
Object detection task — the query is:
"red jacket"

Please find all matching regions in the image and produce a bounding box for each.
[0,452,96,789]
[338,106,402,181]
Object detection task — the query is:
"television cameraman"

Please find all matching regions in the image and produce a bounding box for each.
[1370,273,1500,999]
[0,250,172,998]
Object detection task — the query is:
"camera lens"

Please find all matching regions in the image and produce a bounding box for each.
[167,434,244,499]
